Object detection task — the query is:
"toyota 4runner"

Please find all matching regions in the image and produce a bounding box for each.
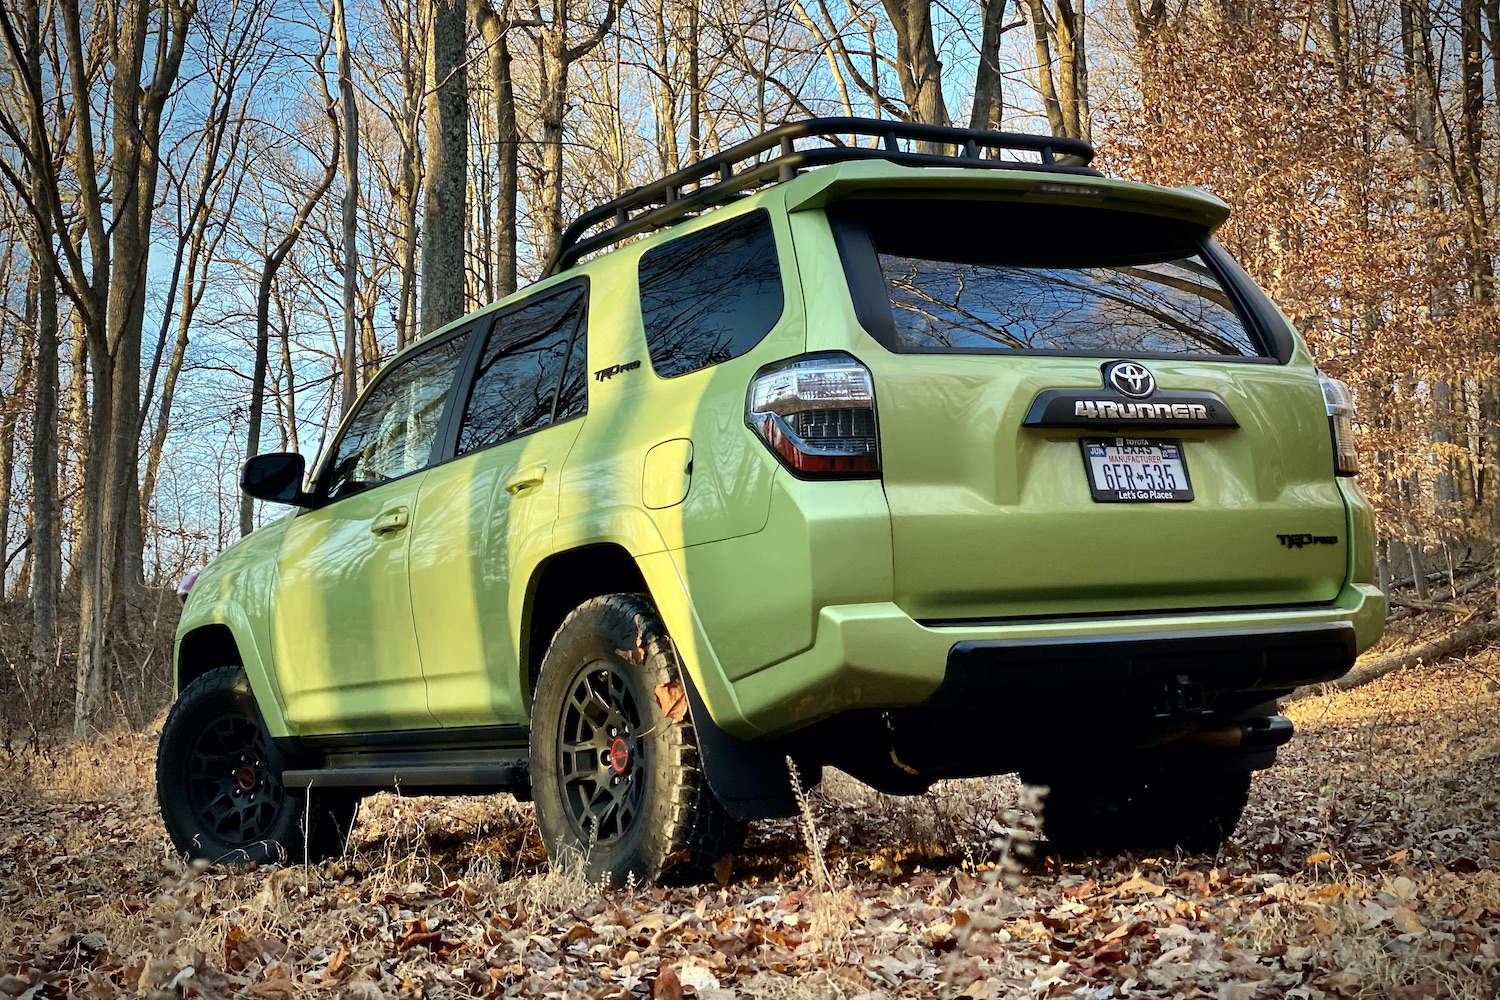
[158,119,1384,882]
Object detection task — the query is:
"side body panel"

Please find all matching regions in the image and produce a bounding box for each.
[409,416,584,726]
[269,473,437,732]
[556,197,804,558]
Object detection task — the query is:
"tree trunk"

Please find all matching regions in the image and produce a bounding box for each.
[334,0,360,413]
[530,0,617,268]
[881,0,950,148]
[0,246,25,606]
[688,0,701,161]
[1055,0,1081,138]
[1024,0,1065,136]
[471,0,517,296]
[969,0,1007,131]
[240,140,338,538]
[421,0,469,333]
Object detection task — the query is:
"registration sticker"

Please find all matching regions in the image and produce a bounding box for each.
[1080,437,1194,503]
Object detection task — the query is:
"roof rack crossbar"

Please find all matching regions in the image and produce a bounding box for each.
[541,116,1097,276]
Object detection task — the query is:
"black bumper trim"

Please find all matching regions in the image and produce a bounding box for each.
[935,621,1356,705]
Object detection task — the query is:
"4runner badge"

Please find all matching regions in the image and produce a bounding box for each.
[594,360,641,381]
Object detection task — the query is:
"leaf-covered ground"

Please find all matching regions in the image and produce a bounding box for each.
[3,655,1499,1000]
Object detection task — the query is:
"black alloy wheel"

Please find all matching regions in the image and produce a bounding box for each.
[558,661,647,844]
[158,666,359,865]
[186,711,286,845]
[530,594,747,885]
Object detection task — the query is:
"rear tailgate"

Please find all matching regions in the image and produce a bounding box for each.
[872,354,1346,620]
[803,187,1348,622]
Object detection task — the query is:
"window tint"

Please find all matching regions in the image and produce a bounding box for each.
[326,335,467,499]
[638,210,784,378]
[880,254,1260,356]
[458,286,587,454]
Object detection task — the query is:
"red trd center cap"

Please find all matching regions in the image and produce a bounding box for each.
[236,765,257,791]
[608,738,630,773]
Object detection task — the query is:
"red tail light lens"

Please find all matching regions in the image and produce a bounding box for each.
[747,353,880,477]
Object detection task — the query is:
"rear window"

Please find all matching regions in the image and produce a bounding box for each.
[638,209,784,378]
[834,200,1263,358]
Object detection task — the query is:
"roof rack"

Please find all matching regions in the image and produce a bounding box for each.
[542,116,1097,276]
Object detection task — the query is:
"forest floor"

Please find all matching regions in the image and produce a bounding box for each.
[3,626,1500,1000]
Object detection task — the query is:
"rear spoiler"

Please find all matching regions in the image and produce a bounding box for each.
[783,160,1232,234]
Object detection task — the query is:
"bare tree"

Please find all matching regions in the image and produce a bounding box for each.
[521,0,620,265]
[881,0,949,145]
[241,89,340,538]
[422,0,471,332]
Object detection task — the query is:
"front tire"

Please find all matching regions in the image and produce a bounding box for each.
[529,594,746,885]
[157,666,358,864]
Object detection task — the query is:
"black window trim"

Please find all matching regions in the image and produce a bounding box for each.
[637,207,787,380]
[827,206,1294,365]
[448,276,592,460]
[308,320,482,508]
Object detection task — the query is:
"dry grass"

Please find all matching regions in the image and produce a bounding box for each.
[4,645,1500,999]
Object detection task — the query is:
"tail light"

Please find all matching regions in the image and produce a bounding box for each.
[747,353,879,477]
[1318,373,1359,477]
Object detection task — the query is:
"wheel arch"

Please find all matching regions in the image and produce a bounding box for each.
[522,543,648,701]
[174,607,292,738]
[523,542,799,821]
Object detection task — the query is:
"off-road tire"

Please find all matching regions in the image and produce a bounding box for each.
[1027,755,1252,857]
[530,594,747,885]
[157,666,359,865]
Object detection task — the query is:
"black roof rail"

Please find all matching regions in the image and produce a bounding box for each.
[541,116,1097,276]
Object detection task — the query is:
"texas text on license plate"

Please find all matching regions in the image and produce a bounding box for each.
[1080,438,1194,503]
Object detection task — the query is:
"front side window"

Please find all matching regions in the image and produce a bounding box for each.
[325,335,467,499]
[638,209,784,378]
[458,285,587,454]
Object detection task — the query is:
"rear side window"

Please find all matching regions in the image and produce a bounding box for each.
[638,209,784,378]
[834,200,1265,358]
[459,285,587,454]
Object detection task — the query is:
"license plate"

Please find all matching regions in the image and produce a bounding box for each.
[1080,437,1193,503]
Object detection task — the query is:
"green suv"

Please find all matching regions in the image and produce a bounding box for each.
[158,119,1384,880]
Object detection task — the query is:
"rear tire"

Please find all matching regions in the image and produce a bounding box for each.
[529,594,746,885]
[157,666,358,865]
[1027,753,1252,857]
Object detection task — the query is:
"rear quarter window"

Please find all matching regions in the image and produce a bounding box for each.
[637,209,784,378]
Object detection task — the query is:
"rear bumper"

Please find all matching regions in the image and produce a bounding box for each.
[728,582,1385,737]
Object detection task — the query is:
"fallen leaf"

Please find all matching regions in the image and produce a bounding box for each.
[654,680,687,721]
[1117,874,1168,897]
[1393,906,1424,934]
[713,854,734,887]
[652,966,683,1000]
[1304,851,1334,865]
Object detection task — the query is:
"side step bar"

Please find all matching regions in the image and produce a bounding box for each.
[282,751,529,796]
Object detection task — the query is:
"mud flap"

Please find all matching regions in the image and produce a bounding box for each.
[680,672,816,821]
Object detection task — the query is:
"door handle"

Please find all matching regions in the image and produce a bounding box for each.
[371,505,410,535]
[504,464,548,495]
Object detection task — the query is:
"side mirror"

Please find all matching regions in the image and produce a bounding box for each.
[241,452,312,506]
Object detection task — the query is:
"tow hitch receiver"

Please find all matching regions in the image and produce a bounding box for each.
[1153,675,1207,718]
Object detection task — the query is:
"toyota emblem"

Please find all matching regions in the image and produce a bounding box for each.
[1105,361,1156,398]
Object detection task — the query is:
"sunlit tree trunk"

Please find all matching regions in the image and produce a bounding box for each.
[422,0,469,331]
[969,0,1008,131]
[880,0,950,149]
